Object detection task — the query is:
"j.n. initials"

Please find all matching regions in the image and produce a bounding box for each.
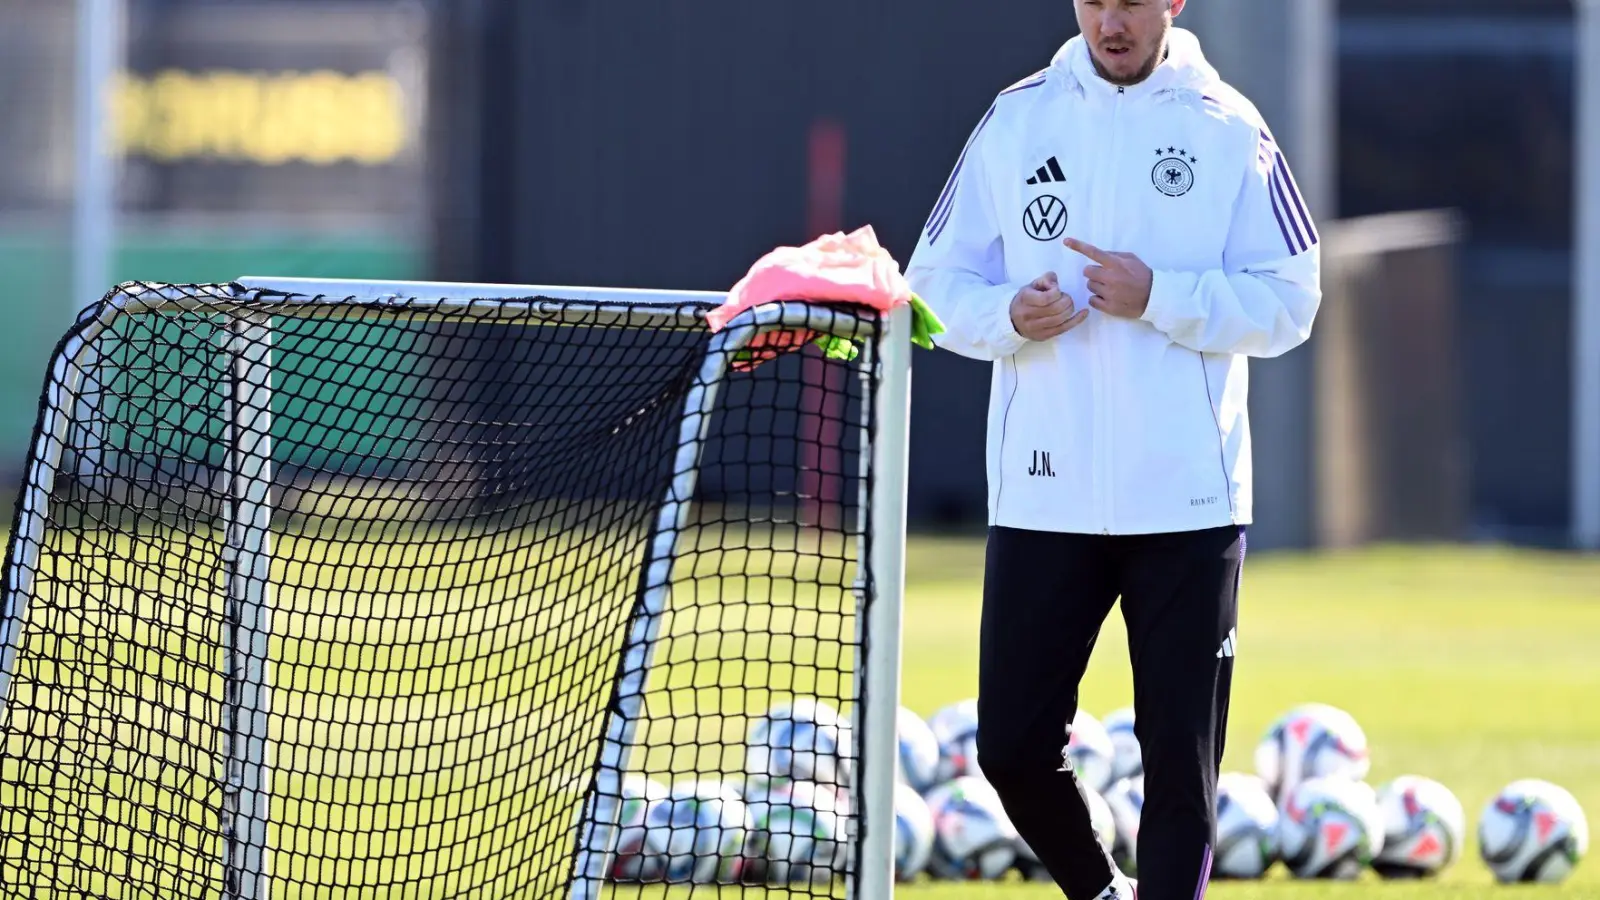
[1029,450,1056,478]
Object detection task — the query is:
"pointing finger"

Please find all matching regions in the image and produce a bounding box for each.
[1064,238,1118,267]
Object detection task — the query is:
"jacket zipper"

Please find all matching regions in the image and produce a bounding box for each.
[1096,87,1126,535]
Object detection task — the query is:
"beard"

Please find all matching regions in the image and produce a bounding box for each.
[1090,32,1170,87]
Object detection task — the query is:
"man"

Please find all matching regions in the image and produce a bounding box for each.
[905,2,1321,899]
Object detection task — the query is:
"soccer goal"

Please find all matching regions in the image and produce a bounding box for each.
[0,278,910,900]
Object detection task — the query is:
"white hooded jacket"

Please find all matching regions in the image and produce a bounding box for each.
[906,28,1321,535]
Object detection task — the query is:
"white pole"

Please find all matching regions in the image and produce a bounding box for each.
[858,303,911,900]
[0,328,110,724]
[72,0,121,312]
[1575,0,1600,549]
[567,329,736,900]
[70,0,123,492]
[222,314,274,900]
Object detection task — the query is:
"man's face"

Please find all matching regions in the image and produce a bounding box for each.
[1075,0,1184,87]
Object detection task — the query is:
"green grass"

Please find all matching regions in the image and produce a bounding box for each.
[896,539,1600,899]
[2,526,1598,899]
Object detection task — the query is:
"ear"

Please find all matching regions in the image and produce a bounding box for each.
[1170,0,1187,15]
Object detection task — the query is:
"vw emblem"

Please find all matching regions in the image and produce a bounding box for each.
[1023,194,1068,241]
[1152,157,1195,197]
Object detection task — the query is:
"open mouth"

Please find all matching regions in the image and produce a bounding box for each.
[1102,43,1133,60]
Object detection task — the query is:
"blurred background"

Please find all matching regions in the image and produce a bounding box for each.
[0,0,1593,553]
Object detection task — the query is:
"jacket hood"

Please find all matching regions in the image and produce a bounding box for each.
[1051,27,1220,99]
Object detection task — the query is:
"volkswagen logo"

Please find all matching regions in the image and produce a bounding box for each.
[1022,195,1068,241]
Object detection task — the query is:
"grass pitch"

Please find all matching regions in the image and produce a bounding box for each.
[1,524,1596,899]
[897,539,1600,899]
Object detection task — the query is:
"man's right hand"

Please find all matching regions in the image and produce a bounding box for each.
[1010,272,1089,341]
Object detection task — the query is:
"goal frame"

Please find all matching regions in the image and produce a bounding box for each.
[0,278,911,900]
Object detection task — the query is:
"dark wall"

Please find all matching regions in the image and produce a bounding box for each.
[429,0,1082,527]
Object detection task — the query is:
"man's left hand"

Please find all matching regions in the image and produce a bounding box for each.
[1064,238,1153,320]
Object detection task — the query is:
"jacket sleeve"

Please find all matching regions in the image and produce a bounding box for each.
[1140,129,1322,358]
[904,108,1029,362]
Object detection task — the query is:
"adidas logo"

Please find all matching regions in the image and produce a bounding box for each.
[1026,156,1066,185]
[1217,627,1237,659]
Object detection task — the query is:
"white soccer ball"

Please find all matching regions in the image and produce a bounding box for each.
[1014,785,1119,881]
[894,781,936,881]
[928,698,982,783]
[629,780,752,884]
[1213,772,1279,879]
[746,697,854,790]
[1371,775,1465,879]
[1104,775,1146,877]
[602,773,670,881]
[897,706,942,793]
[1102,707,1143,783]
[1254,703,1370,801]
[1478,779,1590,884]
[1278,776,1384,880]
[924,776,1019,880]
[743,779,847,885]
[1064,709,1118,794]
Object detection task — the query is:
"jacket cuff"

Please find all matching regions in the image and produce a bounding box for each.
[1141,269,1199,335]
[979,283,1029,356]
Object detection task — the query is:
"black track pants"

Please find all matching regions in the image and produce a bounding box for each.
[975,525,1243,900]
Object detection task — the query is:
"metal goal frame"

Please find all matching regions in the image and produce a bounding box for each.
[0,278,912,900]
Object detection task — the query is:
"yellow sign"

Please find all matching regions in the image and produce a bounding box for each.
[112,69,409,166]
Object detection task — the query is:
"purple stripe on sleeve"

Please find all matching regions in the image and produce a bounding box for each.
[1270,167,1310,254]
[923,105,997,237]
[1194,843,1215,900]
[999,71,1048,96]
[927,196,958,243]
[927,177,962,242]
[1266,176,1301,255]
[1274,152,1319,244]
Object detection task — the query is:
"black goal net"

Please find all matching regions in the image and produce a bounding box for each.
[0,282,882,900]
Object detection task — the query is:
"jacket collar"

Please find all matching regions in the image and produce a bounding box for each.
[1052,27,1219,102]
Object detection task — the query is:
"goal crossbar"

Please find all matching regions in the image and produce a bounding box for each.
[0,279,910,900]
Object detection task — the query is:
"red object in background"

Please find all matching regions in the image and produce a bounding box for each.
[807,120,848,241]
[802,119,848,531]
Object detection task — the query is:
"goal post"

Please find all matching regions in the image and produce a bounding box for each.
[0,279,911,900]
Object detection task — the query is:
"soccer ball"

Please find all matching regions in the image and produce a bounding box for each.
[924,776,1019,880]
[601,773,670,881]
[894,781,936,881]
[897,706,942,793]
[1213,772,1279,879]
[1372,775,1465,879]
[1014,785,1118,881]
[1278,776,1384,880]
[928,698,981,783]
[746,697,854,790]
[1102,707,1143,782]
[743,779,847,885]
[1064,708,1117,794]
[626,780,752,884]
[1478,779,1590,884]
[1103,776,1145,877]
[1254,703,1370,801]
